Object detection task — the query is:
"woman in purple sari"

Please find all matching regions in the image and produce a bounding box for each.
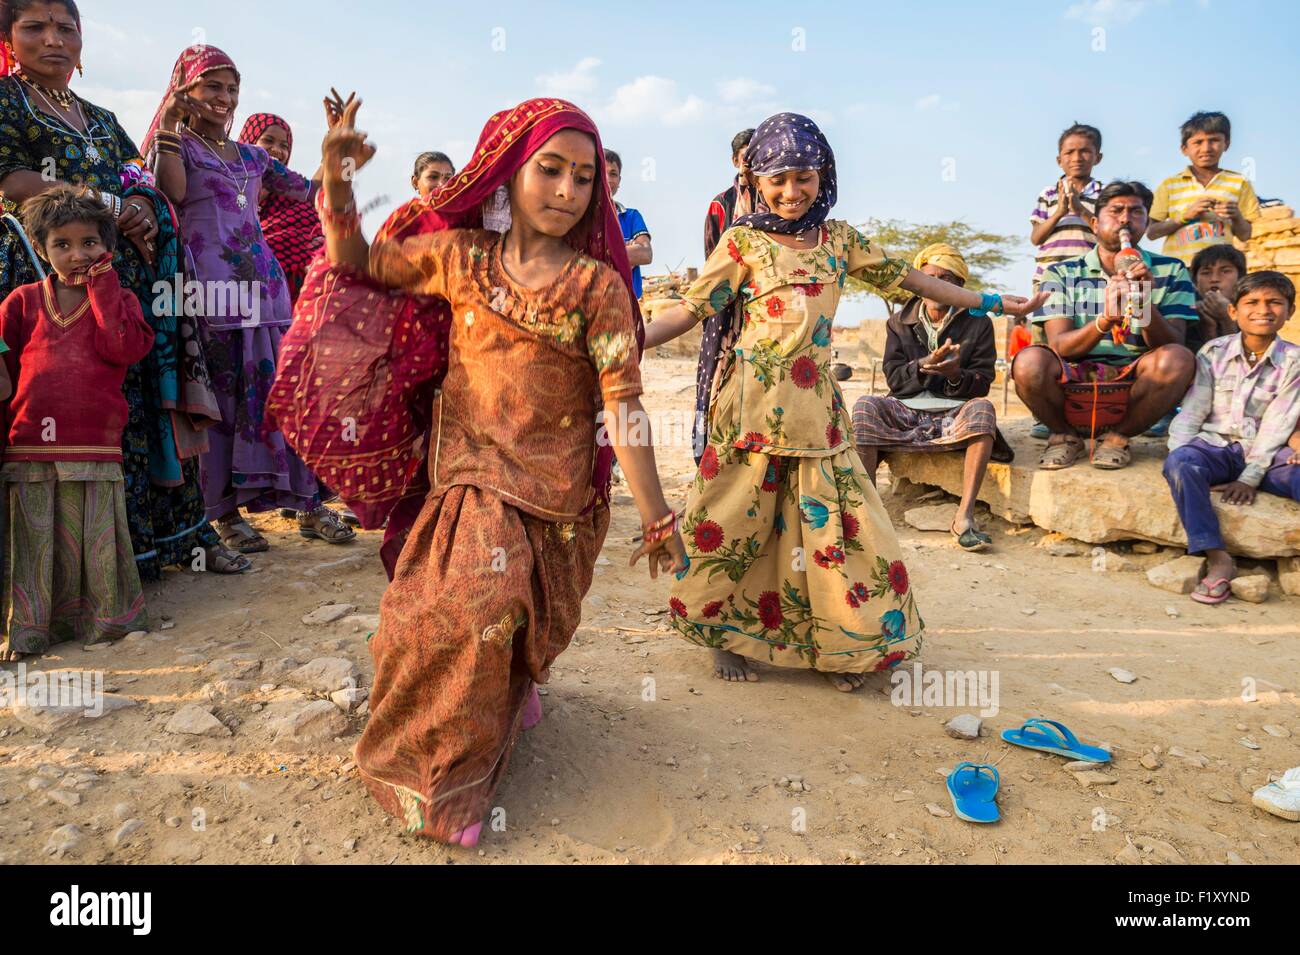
[147,44,353,551]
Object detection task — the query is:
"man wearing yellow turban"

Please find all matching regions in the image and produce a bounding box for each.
[852,244,1011,551]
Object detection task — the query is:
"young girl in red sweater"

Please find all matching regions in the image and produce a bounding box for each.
[0,185,155,659]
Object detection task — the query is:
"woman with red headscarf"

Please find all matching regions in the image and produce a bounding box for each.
[147,45,354,552]
[268,96,686,846]
[238,112,323,305]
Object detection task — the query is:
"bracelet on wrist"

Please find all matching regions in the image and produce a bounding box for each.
[641,511,680,545]
[314,189,361,238]
[970,291,1003,317]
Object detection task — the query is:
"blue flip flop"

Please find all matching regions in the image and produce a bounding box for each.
[1000,718,1111,763]
[946,762,1000,823]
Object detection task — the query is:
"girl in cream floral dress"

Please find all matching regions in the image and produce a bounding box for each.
[645,113,1042,690]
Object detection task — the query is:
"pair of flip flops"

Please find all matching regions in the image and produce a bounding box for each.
[946,718,1111,823]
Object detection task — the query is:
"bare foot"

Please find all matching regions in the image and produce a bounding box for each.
[448,821,483,847]
[823,671,868,693]
[1,648,24,662]
[522,685,543,730]
[711,648,758,682]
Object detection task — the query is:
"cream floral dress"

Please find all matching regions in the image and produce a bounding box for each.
[661,219,924,673]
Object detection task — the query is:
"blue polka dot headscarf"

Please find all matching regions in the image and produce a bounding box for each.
[734,112,836,236]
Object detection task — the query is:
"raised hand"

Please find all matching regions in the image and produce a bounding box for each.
[323,88,356,129]
[320,95,376,185]
[1001,290,1049,317]
[160,78,203,131]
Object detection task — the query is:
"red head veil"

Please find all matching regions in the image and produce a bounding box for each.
[379,97,642,343]
[143,44,240,157]
[269,98,642,578]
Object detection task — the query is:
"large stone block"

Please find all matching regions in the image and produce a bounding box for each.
[884,419,1300,558]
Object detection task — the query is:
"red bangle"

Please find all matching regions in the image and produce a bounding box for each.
[315,190,361,238]
[642,511,679,544]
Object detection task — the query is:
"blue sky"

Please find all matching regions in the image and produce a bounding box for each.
[84,0,1296,322]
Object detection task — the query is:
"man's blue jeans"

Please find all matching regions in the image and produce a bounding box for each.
[1162,438,1300,554]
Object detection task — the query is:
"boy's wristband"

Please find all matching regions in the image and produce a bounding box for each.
[970,292,1003,317]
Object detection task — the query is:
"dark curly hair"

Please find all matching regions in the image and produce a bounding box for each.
[21,183,117,256]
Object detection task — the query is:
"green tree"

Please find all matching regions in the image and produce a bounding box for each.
[845,219,1020,318]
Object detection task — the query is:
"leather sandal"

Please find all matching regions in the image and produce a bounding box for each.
[1039,434,1085,470]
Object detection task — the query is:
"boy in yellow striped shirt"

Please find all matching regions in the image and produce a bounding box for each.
[1147,112,1259,265]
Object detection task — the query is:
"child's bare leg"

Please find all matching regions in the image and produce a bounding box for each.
[855,444,880,487]
[711,648,758,682]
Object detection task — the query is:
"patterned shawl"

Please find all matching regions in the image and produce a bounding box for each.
[734,112,836,236]
[238,112,323,303]
[144,45,241,158]
[268,97,642,576]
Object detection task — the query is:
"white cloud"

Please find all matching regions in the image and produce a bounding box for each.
[717,78,776,104]
[602,76,707,126]
[536,57,601,98]
[1064,0,1148,26]
[914,93,960,112]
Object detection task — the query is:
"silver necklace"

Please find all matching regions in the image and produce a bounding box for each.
[16,79,105,163]
[185,127,251,209]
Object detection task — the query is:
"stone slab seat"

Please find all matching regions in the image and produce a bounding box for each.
[882,417,1300,559]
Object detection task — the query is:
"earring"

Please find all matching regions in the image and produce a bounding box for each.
[76,59,83,77]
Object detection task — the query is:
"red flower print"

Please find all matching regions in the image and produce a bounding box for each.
[702,600,724,619]
[758,591,783,630]
[727,238,743,263]
[693,520,724,553]
[791,356,818,389]
[851,582,870,602]
[760,460,783,492]
[826,423,842,446]
[845,589,860,609]
[699,445,720,481]
[793,267,809,276]
[874,651,908,671]
[739,431,770,451]
[814,549,831,569]
[887,560,909,595]
[669,597,687,618]
[799,281,825,298]
[826,545,846,565]
[766,297,785,319]
[842,513,860,540]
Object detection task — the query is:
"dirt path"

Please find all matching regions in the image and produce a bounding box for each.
[3,351,1298,864]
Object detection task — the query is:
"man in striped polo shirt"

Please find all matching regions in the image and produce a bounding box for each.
[1147,111,1259,266]
[1012,181,1197,470]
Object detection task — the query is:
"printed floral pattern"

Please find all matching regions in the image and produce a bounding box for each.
[666,220,922,673]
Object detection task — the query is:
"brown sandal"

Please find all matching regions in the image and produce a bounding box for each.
[1091,439,1132,470]
[1039,434,1085,470]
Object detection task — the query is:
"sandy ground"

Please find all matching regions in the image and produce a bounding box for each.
[3,342,1298,865]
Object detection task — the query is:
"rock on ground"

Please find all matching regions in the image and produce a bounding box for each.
[165,704,231,738]
[885,418,1300,557]
[270,700,349,742]
[1230,574,1270,603]
[903,503,957,533]
[944,714,983,739]
[1280,556,1300,596]
[1146,556,1206,594]
[286,657,360,694]
[302,603,356,626]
